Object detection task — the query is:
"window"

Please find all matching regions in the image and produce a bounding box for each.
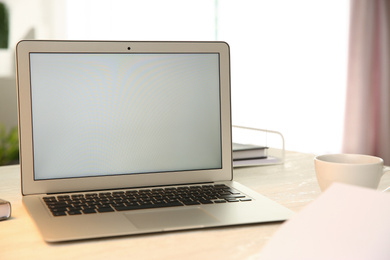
[217,1,350,154]
[55,0,350,154]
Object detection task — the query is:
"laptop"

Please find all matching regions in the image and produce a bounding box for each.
[16,40,293,242]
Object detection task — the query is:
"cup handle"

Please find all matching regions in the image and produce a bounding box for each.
[381,166,390,192]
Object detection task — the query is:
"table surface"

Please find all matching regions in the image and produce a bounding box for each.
[2,150,389,260]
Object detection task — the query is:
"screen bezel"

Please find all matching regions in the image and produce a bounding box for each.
[16,40,232,195]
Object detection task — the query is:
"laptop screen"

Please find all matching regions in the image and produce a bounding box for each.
[29,53,222,180]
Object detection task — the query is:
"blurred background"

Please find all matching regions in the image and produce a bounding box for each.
[2,0,385,165]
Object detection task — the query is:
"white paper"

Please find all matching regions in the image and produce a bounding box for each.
[254,183,390,260]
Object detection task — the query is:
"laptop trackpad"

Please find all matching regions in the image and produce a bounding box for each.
[124,207,220,231]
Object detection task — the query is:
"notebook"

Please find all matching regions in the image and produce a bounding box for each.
[16,40,293,242]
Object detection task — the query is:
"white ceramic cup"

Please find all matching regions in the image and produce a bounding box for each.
[314,154,390,191]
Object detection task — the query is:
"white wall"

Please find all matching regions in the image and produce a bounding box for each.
[3,0,66,46]
[0,0,67,130]
[0,78,17,130]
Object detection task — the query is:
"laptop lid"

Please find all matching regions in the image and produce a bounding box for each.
[16,40,232,196]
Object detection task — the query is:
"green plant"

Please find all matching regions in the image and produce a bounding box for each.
[0,2,9,48]
[0,124,19,165]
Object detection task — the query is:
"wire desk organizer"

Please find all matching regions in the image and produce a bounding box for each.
[232,125,285,167]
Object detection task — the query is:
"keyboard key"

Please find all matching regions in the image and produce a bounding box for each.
[67,210,82,215]
[52,211,67,216]
[182,200,201,206]
[82,208,97,214]
[97,206,115,213]
[213,200,227,203]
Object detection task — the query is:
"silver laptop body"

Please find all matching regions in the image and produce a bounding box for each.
[16,40,293,242]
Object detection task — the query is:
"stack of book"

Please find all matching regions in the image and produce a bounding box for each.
[232,143,280,167]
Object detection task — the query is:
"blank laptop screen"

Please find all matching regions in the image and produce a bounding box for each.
[29,53,222,180]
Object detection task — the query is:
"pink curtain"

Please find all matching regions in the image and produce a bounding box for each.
[343,0,390,164]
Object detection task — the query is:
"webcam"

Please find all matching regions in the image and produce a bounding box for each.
[127,47,131,50]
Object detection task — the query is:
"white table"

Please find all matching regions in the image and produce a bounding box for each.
[2,150,388,259]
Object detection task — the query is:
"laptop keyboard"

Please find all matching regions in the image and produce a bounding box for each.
[43,184,252,217]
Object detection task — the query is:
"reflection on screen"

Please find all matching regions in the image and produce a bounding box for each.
[29,53,222,180]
